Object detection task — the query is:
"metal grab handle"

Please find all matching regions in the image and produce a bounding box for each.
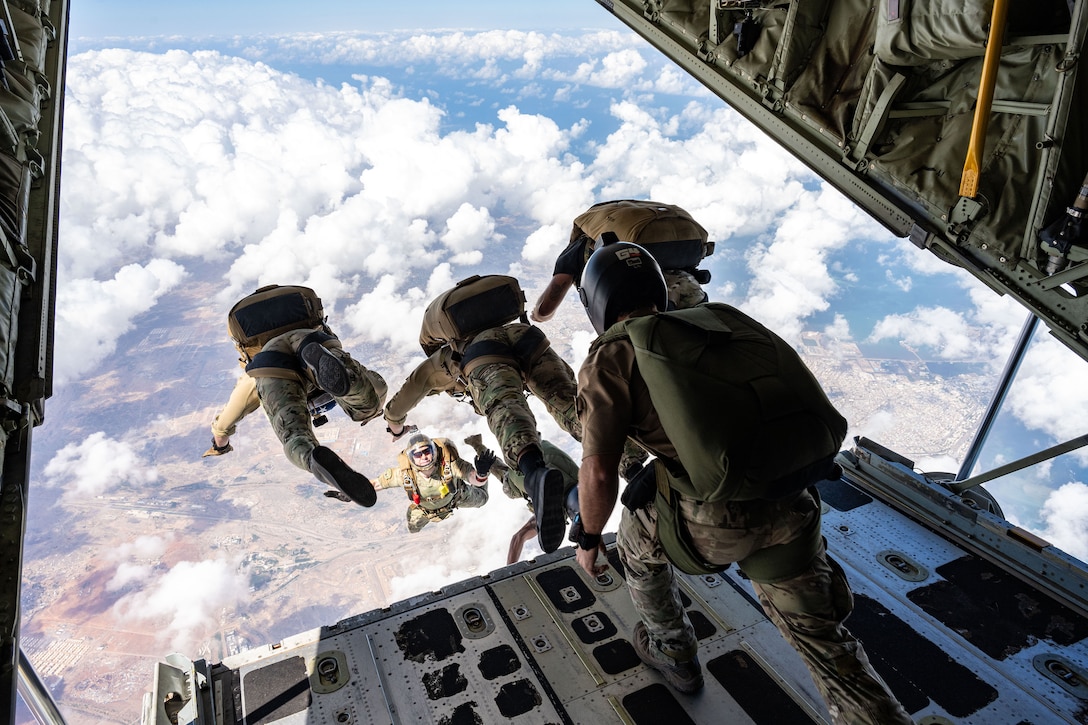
[959,0,1010,198]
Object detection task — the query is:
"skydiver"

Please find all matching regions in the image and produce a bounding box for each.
[204,285,386,507]
[367,432,492,532]
[531,199,713,323]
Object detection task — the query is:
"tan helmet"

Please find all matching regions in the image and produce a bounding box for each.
[406,432,438,473]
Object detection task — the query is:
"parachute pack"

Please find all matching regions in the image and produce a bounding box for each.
[420,275,527,355]
[572,200,714,272]
[618,303,847,503]
[609,303,845,576]
[227,285,326,361]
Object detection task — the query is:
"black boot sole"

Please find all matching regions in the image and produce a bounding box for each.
[301,344,351,397]
[533,467,565,553]
[312,446,376,507]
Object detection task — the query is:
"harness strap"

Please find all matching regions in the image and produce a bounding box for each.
[246,350,303,377]
[298,329,337,351]
[460,325,549,376]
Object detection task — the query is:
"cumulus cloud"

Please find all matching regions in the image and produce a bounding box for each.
[43,432,159,499]
[112,558,251,651]
[110,534,173,562]
[55,259,186,383]
[1037,482,1088,563]
[867,306,985,360]
[55,31,1088,610]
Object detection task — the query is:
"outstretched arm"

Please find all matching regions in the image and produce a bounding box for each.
[383,352,451,428]
[531,273,574,322]
[575,452,621,576]
[205,374,259,456]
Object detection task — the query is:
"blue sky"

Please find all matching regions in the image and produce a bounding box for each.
[70,0,617,38]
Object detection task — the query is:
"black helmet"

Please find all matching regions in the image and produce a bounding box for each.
[578,242,667,334]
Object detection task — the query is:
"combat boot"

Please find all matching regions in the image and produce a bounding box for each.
[300,342,352,396]
[565,486,582,543]
[524,465,565,553]
[632,622,703,693]
[310,446,376,507]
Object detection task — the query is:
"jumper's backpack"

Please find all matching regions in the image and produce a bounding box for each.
[420,275,527,355]
[617,303,846,503]
[227,285,325,361]
[572,200,714,273]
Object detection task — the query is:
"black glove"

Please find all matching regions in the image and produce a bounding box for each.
[620,461,657,512]
[474,449,497,477]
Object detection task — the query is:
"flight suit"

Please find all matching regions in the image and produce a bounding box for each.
[577,337,911,725]
[374,439,488,533]
[251,327,387,472]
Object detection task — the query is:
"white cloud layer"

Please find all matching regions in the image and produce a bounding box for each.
[43,432,159,499]
[51,31,1088,614]
[1038,482,1088,563]
[112,557,251,651]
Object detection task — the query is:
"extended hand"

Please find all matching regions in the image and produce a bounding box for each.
[474,449,497,477]
[202,438,233,458]
[576,543,609,577]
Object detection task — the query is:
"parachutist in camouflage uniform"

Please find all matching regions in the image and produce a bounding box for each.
[373,433,491,533]
[206,290,386,508]
[465,434,581,563]
[409,276,583,554]
[531,199,713,324]
[572,243,911,725]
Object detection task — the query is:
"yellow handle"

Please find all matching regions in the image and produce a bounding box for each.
[959,0,1010,198]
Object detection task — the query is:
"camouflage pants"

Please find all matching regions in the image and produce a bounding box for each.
[618,491,910,725]
[466,329,580,469]
[256,340,387,472]
[663,269,708,309]
[406,482,489,533]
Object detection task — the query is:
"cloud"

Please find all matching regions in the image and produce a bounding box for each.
[110,534,173,562]
[824,314,852,340]
[742,188,874,341]
[1004,335,1088,459]
[867,306,985,360]
[1037,482,1088,562]
[112,557,251,651]
[54,259,186,383]
[43,432,159,499]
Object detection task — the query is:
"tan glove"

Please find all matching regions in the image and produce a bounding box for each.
[202,438,233,457]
